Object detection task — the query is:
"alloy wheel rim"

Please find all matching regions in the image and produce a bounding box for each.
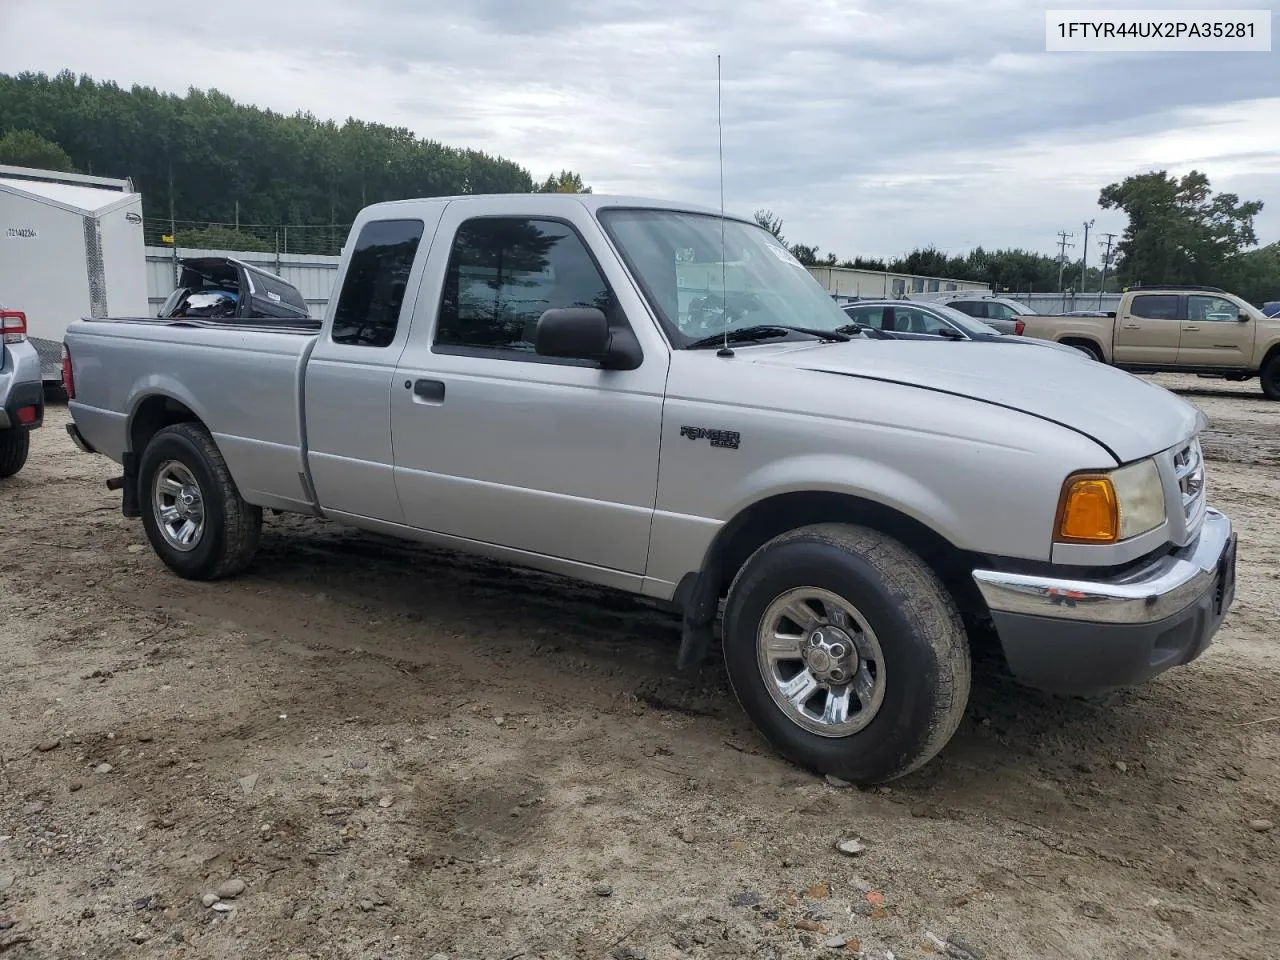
[756,587,887,738]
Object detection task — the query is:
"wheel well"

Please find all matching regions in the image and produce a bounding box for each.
[130,395,200,455]
[703,492,984,617]
[1059,336,1103,358]
[1261,344,1280,372]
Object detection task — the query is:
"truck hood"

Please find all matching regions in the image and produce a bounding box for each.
[748,339,1203,463]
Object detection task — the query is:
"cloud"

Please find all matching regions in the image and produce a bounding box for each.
[1,0,1275,262]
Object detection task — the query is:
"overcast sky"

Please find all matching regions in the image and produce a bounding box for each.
[2,0,1277,260]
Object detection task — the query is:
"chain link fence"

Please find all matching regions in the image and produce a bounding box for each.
[143,219,352,257]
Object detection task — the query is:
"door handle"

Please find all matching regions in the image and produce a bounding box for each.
[1183,325,1200,332]
[412,379,446,403]
[1122,323,1142,330]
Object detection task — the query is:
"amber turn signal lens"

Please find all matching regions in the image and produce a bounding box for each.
[1057,477,1118,543]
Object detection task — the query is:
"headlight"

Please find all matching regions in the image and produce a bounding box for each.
[1055,458,1166,544]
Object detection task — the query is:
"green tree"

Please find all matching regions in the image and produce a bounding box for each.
[0,70,587,235]
[1229,242,1280,306]
[173,227,272,253]
[0,129,76,171]
[752,209,786,244]
[536,170,592,193]
[1099,170,1263,286]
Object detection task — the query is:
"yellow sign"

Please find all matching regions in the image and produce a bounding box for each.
[161,234,174,244]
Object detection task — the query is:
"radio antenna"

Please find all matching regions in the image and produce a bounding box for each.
[716,54,733,358]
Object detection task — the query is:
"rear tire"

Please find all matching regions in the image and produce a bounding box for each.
[722,523,971,785]
[1261,355,1280,401]
[0,429,30,478]
[1063,339,1103,362]
[138,423,262,579]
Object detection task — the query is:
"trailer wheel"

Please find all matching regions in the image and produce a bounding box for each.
[0,429,30,478]
[138,423,261,579]
[722,523,971,785]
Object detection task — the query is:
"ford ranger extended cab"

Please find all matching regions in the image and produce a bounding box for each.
[1019,286,1280,400]
[61,195,1237,784]
[0,307,44,478]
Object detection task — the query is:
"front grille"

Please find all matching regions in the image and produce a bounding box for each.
[1173,437,1206,535]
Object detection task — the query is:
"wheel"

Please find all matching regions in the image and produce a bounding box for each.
[722,523,971,785]
[1261,355,1280,401]
[138,422,262,579]
[1065,340,1102,361]
[0,429,30,478]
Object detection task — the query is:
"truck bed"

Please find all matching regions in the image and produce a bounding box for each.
[64,316,319,513]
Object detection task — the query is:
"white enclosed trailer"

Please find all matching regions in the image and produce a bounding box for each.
[0,165,148,384]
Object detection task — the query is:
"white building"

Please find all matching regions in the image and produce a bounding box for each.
[0,165,148,381]
[805,264,990,300]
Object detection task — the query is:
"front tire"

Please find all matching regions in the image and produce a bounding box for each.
[138,423,262,579]
[1261,355,1280,401]
[0,429,30,478]
[722,523,971,785]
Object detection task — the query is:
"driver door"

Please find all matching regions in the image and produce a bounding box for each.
[389,206,669,575]
[1176,294,1254,367]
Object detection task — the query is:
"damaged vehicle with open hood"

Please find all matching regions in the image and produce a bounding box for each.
[60,194,1237,784]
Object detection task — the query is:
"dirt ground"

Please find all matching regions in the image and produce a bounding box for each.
[1,373,1277,960]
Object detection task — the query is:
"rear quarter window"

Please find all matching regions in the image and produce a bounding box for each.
[331,219,425,348]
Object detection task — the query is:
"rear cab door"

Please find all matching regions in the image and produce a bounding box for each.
[304,206,444,523]
[387,196,671,577]
[1176,293,1255,367]
[1113,293,1181,364]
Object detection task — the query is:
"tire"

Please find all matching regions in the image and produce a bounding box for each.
[1064,340,1103,362]
[722,523,971,785]
[138,422,262,579]
[0,429,30,478]
[1261,355,1280,401]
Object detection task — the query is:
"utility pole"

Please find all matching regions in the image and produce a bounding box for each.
[1056,230,1075,311]
[1079,219,1095,304]
[1055,230,1075,292]
[1097,232,1117,308]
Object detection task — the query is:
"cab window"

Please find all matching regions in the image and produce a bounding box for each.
[1129,295,1180,321]
[1188,295,1240,323]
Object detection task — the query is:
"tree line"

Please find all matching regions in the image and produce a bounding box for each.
[0,71,591,253]
[0,71,1274,304]
[757,169,1277,305]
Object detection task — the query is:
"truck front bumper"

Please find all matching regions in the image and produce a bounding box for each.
[971,509,1236,695]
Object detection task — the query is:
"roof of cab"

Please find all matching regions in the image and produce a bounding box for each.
[359,193,750,223]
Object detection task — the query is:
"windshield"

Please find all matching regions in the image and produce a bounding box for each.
[933,303,1003,336]
[598,208,855,347]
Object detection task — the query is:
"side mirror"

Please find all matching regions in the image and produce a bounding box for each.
[536,307,610,360]
[1106,311,1117,318]
[1238,309,1250,322]
[534,308,642,370]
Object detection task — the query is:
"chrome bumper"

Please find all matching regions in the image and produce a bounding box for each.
[972,509,1235,626]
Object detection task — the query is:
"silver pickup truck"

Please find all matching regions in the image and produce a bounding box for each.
[62,194,1238,784]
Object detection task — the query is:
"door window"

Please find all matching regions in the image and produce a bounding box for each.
[1129,295,1180,321]
[948,300,983,317]
[844,305,885,329]
[434,217,618,357]
[896,306,951,335]
[1187,295,1240,323]
[331,219,425,347]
